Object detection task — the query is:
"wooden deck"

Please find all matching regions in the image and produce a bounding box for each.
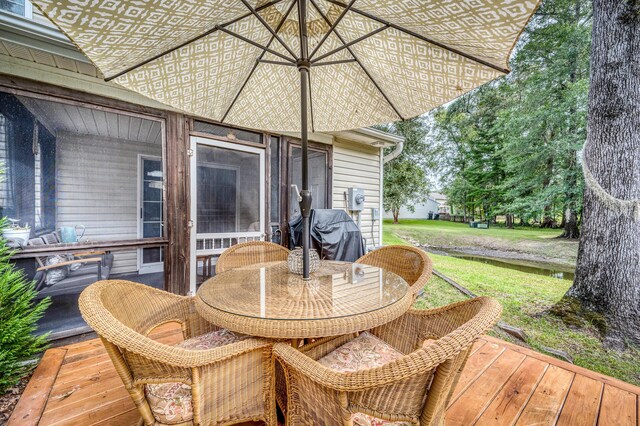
[9,324,640,426]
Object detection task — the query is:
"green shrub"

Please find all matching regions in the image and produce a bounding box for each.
[0,221,50,394]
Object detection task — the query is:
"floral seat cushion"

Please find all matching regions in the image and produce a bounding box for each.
[317,332,411,426]
[144,329,246,425]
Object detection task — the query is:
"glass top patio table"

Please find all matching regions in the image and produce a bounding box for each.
[195,261,413,339]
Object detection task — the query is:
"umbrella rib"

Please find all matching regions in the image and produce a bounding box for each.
[221,0,299,123]
[323,0,510,74]
[308,0,357,60]
[239,0,299,60]
[310,25,387,63]
[312,58,357,66]
[218,27,297,63]
[258,59,297,66]
[309,0,403,120]
[308,71,316,132]
[104,0,285,81]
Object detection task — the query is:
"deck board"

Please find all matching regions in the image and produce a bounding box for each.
[598,385,638,426]
[9,324,640,426]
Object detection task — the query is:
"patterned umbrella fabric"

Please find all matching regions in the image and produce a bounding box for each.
[31,0,540,278]
[31,0,539,133]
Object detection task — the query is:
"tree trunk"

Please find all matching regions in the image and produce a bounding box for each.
[560,208,580,239]
[392,209,399,224]
[506,214,514,229]
[563,0,640,347]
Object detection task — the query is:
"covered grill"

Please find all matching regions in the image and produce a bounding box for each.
[289,209,364,262]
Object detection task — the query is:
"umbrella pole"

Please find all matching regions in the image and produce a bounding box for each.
[298,0,312,279]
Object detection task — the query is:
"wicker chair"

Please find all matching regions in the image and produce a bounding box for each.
[356,245,433,298]
[79,280,276,426]
[216,241,290,274]
[274,297,502,425]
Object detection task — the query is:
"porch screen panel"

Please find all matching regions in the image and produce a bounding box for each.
[196,145,261,234]
[0,90,165,338]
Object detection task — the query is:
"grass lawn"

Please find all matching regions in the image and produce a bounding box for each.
[384,219,578,266]
[384,224,640,386]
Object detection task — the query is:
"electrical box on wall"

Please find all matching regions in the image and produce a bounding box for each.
[371,208,379,220]
[347,188,365,211]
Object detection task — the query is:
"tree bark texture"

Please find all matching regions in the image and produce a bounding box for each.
[567,0,640,345]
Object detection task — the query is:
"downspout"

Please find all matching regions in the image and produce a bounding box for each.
[383,140,404,164]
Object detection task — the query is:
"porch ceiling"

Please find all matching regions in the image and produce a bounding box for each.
[17,95,162,144]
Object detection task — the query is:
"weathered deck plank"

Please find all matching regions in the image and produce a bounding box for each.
[9,325,640,426]
[474,357,548,425]
[445,350,527,425]
[514,364,574,425]
[598,384,638,426]
[556,374,603,426]
[7,348,67,426]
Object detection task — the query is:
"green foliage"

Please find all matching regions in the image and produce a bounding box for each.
[379,117,433,222]
[0,219,50,394]
[432,0,591,231]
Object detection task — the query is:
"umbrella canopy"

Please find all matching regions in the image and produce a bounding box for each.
[31,0,539,278]
[31,0,539,133]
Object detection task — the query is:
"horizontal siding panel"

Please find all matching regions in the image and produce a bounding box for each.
[56,133,162,275]
[332,140,382,248]
[333,168,381,180]
[333,159,379,174]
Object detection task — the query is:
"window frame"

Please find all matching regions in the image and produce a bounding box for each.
[280,136,333,246]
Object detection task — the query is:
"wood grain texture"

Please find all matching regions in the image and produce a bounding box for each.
[556,374,603,426]
[7,348,67,426]
[447,341,505,405]
[446,349,526,425]
[598,384,637,426]
[475,357,548,425]
[164,113,190,295]
[515,365,574,425]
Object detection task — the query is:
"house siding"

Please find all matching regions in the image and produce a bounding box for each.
[56,132,162,274]
[384,198,440,220]
[332,138,382,249]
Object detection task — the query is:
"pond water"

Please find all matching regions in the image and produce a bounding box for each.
[429,249,575,281]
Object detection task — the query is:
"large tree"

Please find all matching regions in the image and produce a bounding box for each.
[563,0,640,346]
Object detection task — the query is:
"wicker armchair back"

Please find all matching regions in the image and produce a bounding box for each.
[274,297,502,425]
[357,245,433,297]
[79,280,276,425]
[216,241,290,274]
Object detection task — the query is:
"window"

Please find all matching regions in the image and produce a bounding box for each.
[288,146,329,218]
[0,0,33,18]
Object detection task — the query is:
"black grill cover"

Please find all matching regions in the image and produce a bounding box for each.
[288,209,365,262]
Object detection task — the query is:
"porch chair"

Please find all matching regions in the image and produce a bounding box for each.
[216,241,289,273]
[28,235,113,297]
[79,280,276,426]
[356,245,433,298]
[274,297,502,425]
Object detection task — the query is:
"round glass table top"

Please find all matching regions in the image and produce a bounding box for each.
[197,261,409,321]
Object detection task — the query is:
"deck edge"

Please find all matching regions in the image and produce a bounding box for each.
[7,348,68,426]
[482,335,640,395]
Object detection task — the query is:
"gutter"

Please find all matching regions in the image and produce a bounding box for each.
[383,138,404,164]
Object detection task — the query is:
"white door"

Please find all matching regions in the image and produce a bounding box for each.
[189,137,265,293]
[138,155,164,274]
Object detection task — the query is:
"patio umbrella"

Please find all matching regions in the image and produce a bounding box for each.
[31,0,540,278]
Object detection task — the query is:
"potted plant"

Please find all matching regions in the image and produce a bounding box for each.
[2,219,31,247]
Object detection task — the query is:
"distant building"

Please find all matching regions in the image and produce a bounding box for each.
[384,193,442,220]
[429,192,451,214]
